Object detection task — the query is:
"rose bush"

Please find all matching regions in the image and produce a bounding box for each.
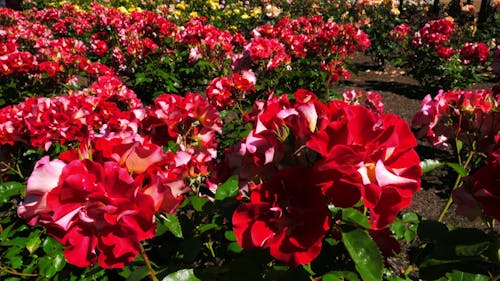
[0,1,498,281]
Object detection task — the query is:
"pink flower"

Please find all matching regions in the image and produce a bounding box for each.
[18,156,66,226]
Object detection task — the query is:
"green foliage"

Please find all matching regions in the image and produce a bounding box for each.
[162,269,201,281]
[0,182,24,203]
[214,175,239,201]
[342,228,384,281]
[391,212,420,243]
[415,220,499,280]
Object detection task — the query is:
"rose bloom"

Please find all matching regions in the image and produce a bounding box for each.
[470,141,500,221]
[232,166,331,266]
[437,46,455,59]
[390,24,411,43]
[460,42,490,64]
[308,104,421,229]
[38,61,62,77]
[18,158,156,268]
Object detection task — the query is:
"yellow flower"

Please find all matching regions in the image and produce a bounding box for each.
[250,7,262,17]
[176,2,188,10]
[241,13,250,19]
[129,7,143,13]
[228,25,238,32]
[391,7,400,15]
[173,10,182,18]
[233,8,241,14]
[118,6,129,14]
[74,4,84,12]
[190,11,199,18]
[206,0,220,10]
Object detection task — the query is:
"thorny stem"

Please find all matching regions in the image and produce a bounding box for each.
[0,265,38,277]
[437,144,475,222]
[140,243,158,281]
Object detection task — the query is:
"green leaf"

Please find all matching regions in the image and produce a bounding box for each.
[342,228,383,281]
[420,159,445,174]
[402,212,419,223]
[227,242,243,253]
[42,236,63,255]
[38,253,66,278]
[124,266,150,281]
[444,270,489,281]
[162,269,201,281]
[391,218,406,240]
[404,229,416,242]
[450,228,490,257]
[0,181,24,203]
[26,230,42,254]
[455,139,463,154]
[342,208,371,228]
[9,256,23,269]
[135,73,153,85]
[322,271,359,281]
[161,213,183,238]
[417,220,449,243]
[214,175,239,200]
[224,230,236,241]
[197,223,219,234]
[190,196,209,212]
[446,162,468,177]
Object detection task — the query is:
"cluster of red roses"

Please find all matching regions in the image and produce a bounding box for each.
[412,89,500,150]
[205,71,256,109]
[412,89,500,222]
[389,23,411,43]
[209,89,421,266]
[1,74,223,267]
[243,16,371,82]
[0,2,421,271]
[1,3,370,108]
[405,18,491,64]
[411,18,455,48]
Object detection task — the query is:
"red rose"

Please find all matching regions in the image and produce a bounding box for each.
[460,42,490,64]
[471,143,500,221]
[309,105,421,229]
[232,166,331,266]
[38,160,155,268]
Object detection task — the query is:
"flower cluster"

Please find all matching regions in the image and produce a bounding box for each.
[244,16,371,83]
[412,89,500,151]
[227,90,421,265]
[389,23,411,43]
[205,71,256,109]
[411,18,455,48]
[459,42,490,65]
[0,75,141,149]
[5,72,223,268]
